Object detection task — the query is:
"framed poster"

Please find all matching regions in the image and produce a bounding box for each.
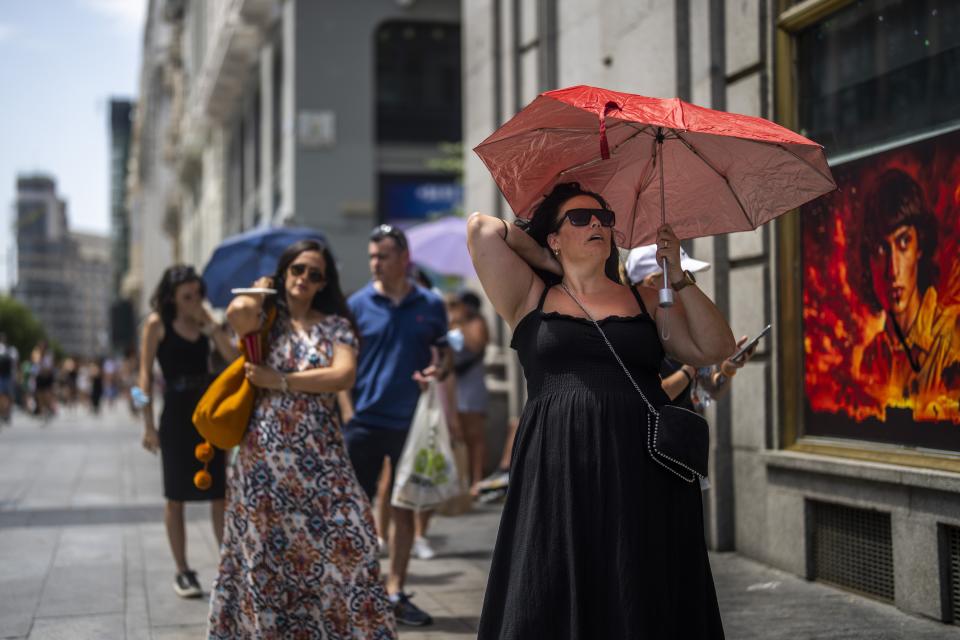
[802,129,960,451]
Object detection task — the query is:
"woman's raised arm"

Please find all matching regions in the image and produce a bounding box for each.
[466,213,560,328]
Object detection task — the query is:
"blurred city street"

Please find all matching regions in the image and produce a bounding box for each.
[1,406,958,640]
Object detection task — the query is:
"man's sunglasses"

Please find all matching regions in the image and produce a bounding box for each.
[370,224,408,251]
[554,208,616,230]
[288,263,325,283]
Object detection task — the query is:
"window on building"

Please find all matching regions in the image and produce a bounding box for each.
[797,0,960,158]
[375,21,462,143]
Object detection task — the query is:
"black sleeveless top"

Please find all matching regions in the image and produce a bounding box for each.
[156,318,211,390]
[510,284,666,404]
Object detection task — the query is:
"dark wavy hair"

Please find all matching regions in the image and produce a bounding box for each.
[857,169,939,313]
[522,182,621,286]
[149,265,206,325]
[269,239,358,336]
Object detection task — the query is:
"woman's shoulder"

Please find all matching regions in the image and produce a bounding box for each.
[630,283,658,313]
[320,313,359,346]
[143,313,165,336]
[318,313,353,332]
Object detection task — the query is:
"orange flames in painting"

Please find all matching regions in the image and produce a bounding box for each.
[802,131,960,426]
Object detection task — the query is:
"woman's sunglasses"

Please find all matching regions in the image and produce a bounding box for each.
[554,208,616,230]
[288,263,325,284]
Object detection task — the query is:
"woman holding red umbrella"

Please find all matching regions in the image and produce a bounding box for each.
[467,182,735,638]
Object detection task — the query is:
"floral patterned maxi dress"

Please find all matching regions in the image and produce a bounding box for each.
[208,315,396,639]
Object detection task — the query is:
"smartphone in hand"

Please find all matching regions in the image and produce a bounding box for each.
[730,324,771,363]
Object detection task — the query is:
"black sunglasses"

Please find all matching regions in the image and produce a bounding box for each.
[554,208,616,231]
[289,263,325,283]
[369,224,408,251]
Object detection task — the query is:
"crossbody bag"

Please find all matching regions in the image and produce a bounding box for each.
[560,283,709,484]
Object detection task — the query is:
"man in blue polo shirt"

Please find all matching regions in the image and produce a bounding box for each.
[345,224,448,627]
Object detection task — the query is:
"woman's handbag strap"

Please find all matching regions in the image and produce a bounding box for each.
[559,283,701,483]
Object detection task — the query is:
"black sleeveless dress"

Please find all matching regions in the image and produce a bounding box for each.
[477,285,724,639]
[156,320,226,501]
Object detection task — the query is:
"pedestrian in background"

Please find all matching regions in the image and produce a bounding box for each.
[138,265,239,599]
[343,224,450,626]
[446,291,490,495]
[89,359,104,415]
[31,341,57,421]
[208,239,395,638]
[119,346,140,416]
[467,182,735,638]
[0,333,18,425]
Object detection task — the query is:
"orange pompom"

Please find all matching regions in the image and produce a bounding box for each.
[194,470,213,490]
[195,441,215,463]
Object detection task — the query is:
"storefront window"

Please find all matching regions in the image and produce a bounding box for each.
[797,1,960,452]
[797,0,960,158]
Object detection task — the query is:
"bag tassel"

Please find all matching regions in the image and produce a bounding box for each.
[193,441,215,490]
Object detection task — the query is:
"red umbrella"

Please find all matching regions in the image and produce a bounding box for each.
[474,85,836,250]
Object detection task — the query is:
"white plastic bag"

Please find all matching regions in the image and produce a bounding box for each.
[391,381,460,511]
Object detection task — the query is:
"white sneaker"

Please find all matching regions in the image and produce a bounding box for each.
[412,536,436,560]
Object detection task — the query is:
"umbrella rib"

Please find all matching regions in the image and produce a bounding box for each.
[774,143,837,187]
[674,131,754,229]
[558,125,654,177]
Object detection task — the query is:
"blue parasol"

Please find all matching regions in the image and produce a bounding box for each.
[202,226,328,307]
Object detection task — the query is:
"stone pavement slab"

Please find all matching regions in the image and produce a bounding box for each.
[1,407,960,639]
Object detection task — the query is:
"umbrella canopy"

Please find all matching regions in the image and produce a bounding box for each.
[202,226,328,308]
[474,85,836,248]
[407,216,476,279]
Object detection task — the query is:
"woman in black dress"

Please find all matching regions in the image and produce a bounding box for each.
[466,182,737,639]
[139,266,239,598]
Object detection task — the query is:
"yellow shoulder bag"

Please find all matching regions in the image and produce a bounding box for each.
[191,307,276,489]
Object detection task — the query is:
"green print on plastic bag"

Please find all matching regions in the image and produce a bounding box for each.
[413,447,450,486]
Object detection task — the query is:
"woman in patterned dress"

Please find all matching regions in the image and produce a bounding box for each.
[208,240,396,639]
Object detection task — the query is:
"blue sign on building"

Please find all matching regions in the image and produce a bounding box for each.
[380,175,463,223]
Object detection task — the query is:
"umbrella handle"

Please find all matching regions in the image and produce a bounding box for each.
[659,257,675,308]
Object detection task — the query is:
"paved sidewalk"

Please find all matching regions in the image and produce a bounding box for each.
[1,407,959,639]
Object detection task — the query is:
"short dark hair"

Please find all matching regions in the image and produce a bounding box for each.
[523,182,621,286]
[150,265,206,324]
[369,224,408,252]
[459,290,482,312]
[857,169,938,313]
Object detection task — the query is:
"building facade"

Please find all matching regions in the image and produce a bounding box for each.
[14,176,111,359]
[67,233,112,359]
[123,0,179,318]
[463,0,960,625]
[127,0,462,298]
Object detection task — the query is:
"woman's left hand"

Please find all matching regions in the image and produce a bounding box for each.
[655,224,683,281]
[719,335,756,377]
[244,363,284,389]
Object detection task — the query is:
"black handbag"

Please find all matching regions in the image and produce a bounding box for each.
[560,284,709,483]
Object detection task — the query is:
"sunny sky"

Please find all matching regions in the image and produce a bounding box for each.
[0,0,146,291]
